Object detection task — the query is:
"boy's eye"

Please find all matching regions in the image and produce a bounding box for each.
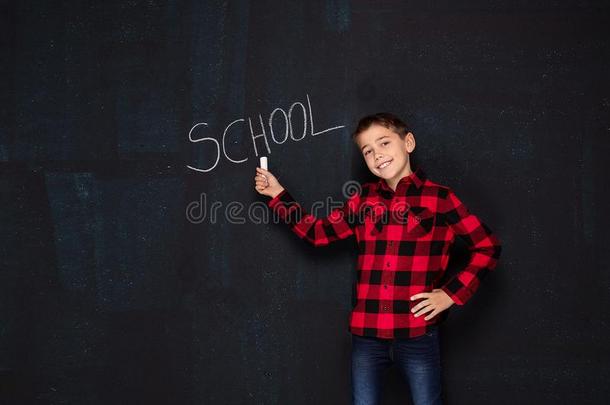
[364,150,371,155]
[382,142,389,146]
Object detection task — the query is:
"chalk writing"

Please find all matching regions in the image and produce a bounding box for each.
[187,93,345,173]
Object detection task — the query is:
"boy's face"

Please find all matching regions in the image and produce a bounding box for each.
[355,124,416,184]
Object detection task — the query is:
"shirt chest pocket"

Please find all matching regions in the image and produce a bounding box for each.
[357,207,389,236]
[392,205,436,238]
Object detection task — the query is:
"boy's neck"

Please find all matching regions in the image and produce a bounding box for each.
[384,164,413,192]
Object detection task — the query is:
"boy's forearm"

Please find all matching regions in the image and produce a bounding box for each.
[267,188,356,247]
[440,232,502,305]
[440,188,503,305]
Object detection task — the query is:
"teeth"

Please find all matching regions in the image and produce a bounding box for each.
[378,161,391,169]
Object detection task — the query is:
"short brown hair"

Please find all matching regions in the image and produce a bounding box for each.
[351,112,410,144]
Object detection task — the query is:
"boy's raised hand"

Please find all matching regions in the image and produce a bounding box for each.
[255,167,285,198]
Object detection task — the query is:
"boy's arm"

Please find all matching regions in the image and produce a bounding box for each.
[267,188,359,247]
[439,188,503,306]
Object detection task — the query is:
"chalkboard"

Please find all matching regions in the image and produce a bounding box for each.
[2,1,609,404]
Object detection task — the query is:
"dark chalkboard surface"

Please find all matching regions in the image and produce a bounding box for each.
[2,1,609,404]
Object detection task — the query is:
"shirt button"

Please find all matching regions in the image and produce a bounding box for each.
[389,241,393,246]
[384,284,388,289]
[386,262,390,267]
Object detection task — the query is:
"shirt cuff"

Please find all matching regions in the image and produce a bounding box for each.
[267,189,289,208]
[440,282,471,306]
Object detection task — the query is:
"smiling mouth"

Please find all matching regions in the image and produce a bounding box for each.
[377,160,392,169]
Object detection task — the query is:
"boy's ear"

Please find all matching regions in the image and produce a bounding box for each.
[405,132,416,153]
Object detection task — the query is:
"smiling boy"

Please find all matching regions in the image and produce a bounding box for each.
[254,112,502,405]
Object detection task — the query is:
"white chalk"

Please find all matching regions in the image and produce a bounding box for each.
[260,156,268,170]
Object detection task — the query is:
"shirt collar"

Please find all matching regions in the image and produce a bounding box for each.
[376,165,427,194]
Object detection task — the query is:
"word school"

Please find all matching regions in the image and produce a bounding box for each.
[186,94,345,173]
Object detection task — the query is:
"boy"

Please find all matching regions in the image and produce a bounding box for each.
[254,112,502,405]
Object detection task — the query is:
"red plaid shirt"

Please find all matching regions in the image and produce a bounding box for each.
[267,166,502,339]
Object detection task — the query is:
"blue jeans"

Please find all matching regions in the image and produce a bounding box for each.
[351,325,443,405]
